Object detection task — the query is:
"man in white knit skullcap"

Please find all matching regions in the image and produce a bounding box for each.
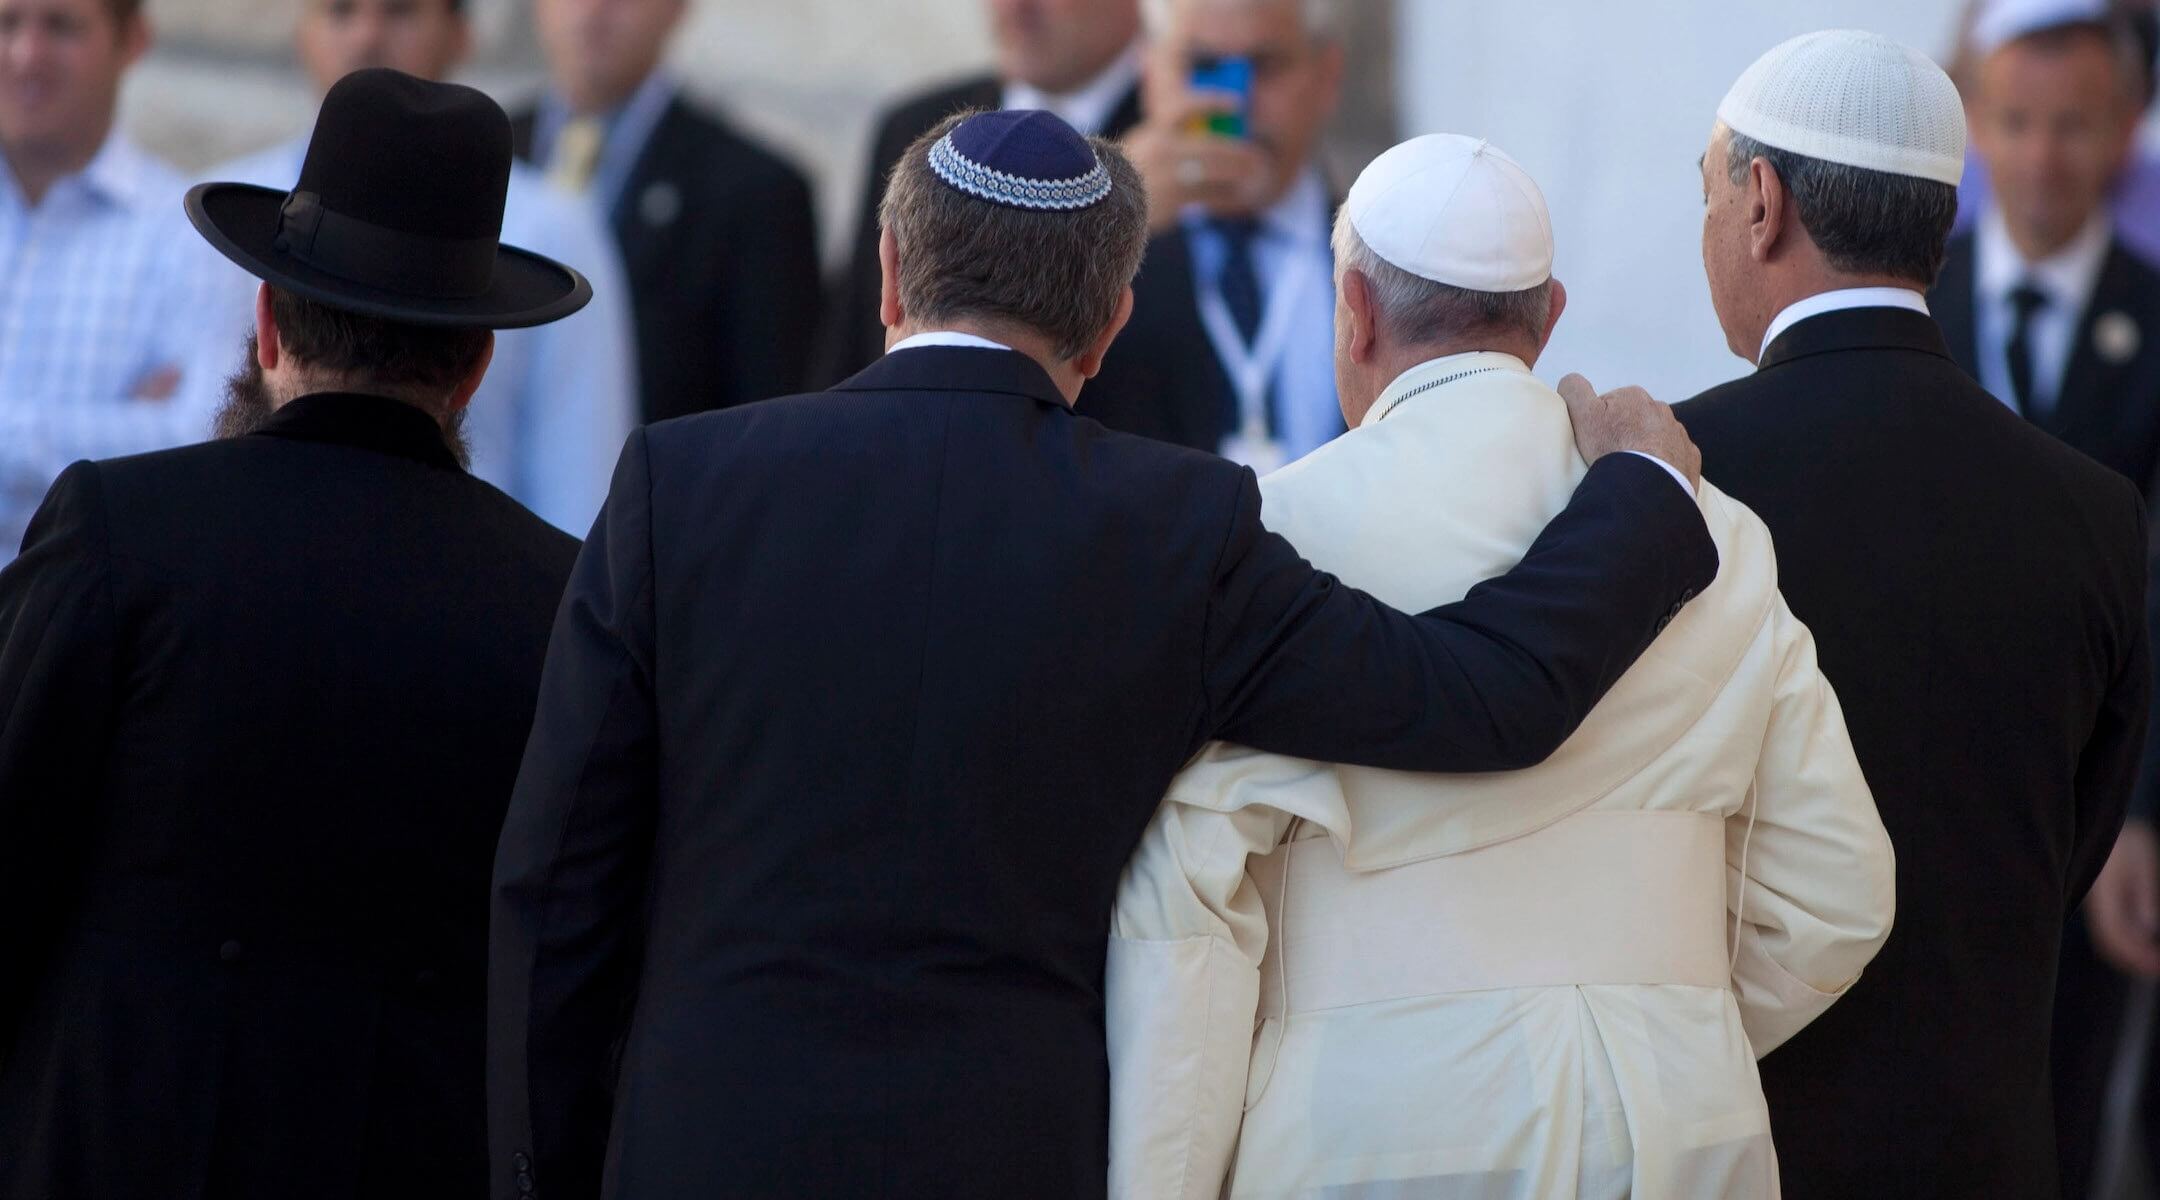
[1676,29,2152,1200]
[1104,132,1894,1200]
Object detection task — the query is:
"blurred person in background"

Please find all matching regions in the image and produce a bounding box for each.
[1082,0,1344,467]
[0,0,232,558]
[198,0,637,536]
[821,0,1147,383]
[1936,8,2160,1195]
[1677,31,2150,1198]
[1954,0,2160,266]
[514,0,819,422]
[0,70,585,1199]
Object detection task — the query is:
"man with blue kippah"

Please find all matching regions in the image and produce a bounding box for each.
[489,107,1715,1200]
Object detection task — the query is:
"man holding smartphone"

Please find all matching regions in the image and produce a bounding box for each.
[1086,0,1349,466]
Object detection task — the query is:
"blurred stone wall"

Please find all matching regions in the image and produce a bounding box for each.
[124,0,1395,264]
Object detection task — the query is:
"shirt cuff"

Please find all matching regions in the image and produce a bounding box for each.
[1623,451,1697,498]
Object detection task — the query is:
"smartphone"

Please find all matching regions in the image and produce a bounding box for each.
[1188,55,1252,139]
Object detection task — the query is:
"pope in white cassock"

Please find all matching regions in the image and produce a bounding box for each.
[1104,135,1898,1199]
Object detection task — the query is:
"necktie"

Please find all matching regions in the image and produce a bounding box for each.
[1212,217,1269,436]
[2006,282,2050,417]
[1215,218,1264,342]
[548,115,606,195]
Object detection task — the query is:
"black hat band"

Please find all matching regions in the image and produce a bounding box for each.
[274,190,497,299]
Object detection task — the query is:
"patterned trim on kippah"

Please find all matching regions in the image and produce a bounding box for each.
[928,132,1112,211]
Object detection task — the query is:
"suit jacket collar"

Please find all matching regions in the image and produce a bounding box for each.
[836,347,1069,410]
[1758,305,1955,373]
[252,393,463,470]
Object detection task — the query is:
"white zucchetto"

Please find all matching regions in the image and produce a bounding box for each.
[1716,29,1968,186]
[1971,0,2110,57]
[1345,133,1553,293]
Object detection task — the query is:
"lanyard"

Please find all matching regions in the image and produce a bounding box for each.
[1196,230,1318,469]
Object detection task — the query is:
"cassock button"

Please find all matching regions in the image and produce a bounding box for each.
[218,940,244,964]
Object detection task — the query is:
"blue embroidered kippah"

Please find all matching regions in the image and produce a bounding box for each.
[928,109,1113,211]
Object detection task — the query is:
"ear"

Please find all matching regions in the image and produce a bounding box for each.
[1747,156,1787,264]
[1536,277,1567,355]
[1073,287,1136,379]
[255,283,280,370]
[1313,38,1347,120]
[445,333,496,413]
[446,10,475,70]
[878,226,905,333]
[1340,267,1381,365]
[119,8,152,69]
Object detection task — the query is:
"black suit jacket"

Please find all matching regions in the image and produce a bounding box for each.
[1677,308,2151,1199]
[1936,232,2160,819]
[511,94,822,422]
[0,396,577,1200]
[488,346,1716,1200]
[817,73,1144,385]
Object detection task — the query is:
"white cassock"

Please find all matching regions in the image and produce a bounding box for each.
[1105,351,1896,1200]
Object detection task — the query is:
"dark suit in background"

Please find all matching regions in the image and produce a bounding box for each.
[818,74,1144,385]
[1677,306,2151,1199]
[511,93,821,422]
[1934,229,2160,1200]
[0,395,577,1200]
[489,346,1716,1200]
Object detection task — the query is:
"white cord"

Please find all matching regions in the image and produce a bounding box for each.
[1730,787,1759,969]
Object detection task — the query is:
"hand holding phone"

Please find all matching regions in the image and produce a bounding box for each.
[1186,55,1252,139]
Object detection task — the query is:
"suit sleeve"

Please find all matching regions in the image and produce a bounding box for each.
[0,463,117,1046]
[1728,599,1896,1057]
[2127,480,2160,823]
[716,164,821,408]
[1203,452,1718,771]
[2068,487,2152,904]
[488,429,661,1200]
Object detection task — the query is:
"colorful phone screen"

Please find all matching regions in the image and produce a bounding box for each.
[1188,55,1252,139]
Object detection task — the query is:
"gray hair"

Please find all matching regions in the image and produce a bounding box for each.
[1144,0,1343,40]
[1330,211,1552,346]
[1723,130,1958,287]
[878,113,1150,360]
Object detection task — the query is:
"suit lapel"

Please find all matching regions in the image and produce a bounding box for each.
[1102,84,1145,141]
[2051,242,2147,444]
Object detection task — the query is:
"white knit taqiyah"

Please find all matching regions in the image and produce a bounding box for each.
[1716,29,1967,186]
[1970,0,2110,57]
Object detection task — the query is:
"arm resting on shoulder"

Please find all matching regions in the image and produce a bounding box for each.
[1203,452,1716,772]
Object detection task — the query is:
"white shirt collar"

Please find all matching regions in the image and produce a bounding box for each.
[1001,38,1145,136]
[1976,205,2112,315]
[888,331,1015,353]
[3,130,166,214]
[1362,351,1532,427]
[1760,287,1932,360]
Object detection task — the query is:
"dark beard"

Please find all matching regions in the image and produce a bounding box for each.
[215,335,473,470]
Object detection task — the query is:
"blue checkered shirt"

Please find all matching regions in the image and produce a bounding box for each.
[0,134,239,557]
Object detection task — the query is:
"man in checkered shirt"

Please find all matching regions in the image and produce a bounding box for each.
[0,0,235,558]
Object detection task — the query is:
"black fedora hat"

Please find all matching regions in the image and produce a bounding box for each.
[186,68,591,329]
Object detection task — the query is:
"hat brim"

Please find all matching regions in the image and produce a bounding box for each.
[185,182,593,330]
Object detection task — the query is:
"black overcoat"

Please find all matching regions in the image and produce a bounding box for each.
[0,394,578,1200]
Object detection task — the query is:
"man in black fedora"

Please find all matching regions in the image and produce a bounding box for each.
[0,69,588,1200]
